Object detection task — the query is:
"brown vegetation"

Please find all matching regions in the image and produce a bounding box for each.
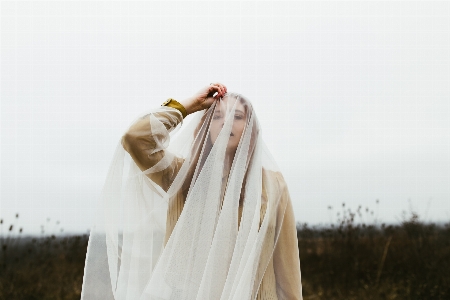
[298,207,450,299]
[0,207,449,299]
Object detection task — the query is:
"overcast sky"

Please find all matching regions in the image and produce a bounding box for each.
[1,1,449,234]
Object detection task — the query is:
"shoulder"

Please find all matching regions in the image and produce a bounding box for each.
[262,168,288,193]
[261,168,290,212]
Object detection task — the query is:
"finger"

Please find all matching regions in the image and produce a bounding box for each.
[219,84,227,95]
[209,84,223,97]
[209,84,221,93]
[210,83,221,92]
[210,83,226,95]
[218,85,226,97]
[209,85,221,98]
[215,83,226,94]
[214,89,222,99]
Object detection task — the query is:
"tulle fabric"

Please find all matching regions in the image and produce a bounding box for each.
[81,94,302,300]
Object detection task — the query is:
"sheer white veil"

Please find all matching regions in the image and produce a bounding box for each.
[81,93,295,300]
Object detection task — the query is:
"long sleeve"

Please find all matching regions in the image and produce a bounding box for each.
[121,106,184,192]
[273,184,303,300]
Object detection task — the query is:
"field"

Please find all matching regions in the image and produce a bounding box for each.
[298,211,450,299]
[1,210,449,300]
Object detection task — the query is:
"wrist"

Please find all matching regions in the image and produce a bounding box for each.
[180,97,198,116]
[162,98,188,118]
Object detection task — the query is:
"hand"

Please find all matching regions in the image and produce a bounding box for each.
[180,83,227,115]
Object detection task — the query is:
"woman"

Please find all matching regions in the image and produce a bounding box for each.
[81,83,302,300]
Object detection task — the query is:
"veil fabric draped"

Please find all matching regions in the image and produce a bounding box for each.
[81,94,302,300]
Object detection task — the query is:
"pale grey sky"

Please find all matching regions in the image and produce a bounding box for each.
[1,1,449,234]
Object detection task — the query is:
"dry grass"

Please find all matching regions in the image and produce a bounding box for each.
[0,234,88,300]
[0,208,449,299]
[298,209,450,299]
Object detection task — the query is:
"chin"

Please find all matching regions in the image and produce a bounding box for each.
[226,144,239,154]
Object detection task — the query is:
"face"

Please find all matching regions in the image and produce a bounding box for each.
[209,96,247,153]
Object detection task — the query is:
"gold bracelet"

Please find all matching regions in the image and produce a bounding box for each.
[161,98,187,118]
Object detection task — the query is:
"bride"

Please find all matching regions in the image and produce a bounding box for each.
[81,83,303,300]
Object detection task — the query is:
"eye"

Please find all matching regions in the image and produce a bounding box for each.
[234,114,244,120]
[213,114,222,120]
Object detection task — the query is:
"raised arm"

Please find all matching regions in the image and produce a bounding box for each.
[121,83,228,192]
[121,105,185,192]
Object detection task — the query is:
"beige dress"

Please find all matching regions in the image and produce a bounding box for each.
[121,107,302,300]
